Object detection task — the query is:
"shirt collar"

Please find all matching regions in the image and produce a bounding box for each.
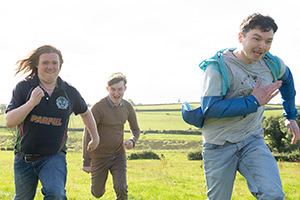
[30,75,67,91]
[107,96,124,107]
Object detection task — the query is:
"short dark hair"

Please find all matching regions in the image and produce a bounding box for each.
[240,13,278,36]
[15,45,63,78]
[107,72,127,86]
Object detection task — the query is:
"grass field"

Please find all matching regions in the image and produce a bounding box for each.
[0,103,288,129]
[1,150,300,200]
[0,103,299,199]
[65,103,286,132]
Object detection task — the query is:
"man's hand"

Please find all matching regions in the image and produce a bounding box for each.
[252,79,282,106]
[87,139,99,152]
[285,119,300,144]
[29,86,45,106]
[124,140,133,149]
[82,166,92,173]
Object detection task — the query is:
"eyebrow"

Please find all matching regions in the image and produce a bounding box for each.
[253,33,262,38]
[253,33,273,40]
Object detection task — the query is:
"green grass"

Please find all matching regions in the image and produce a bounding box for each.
[1,103,299,199]
[68,111,198,131]
[134,102,201,110]
[1,151,299,199]
[0,104,291,129]
[132,111,197,131]
[263,109,283,117]
[66,103,286,132]
[0,113,5,126]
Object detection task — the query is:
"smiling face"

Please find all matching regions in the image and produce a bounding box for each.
[107,81,127,105]
[37,53,61,87]
[237,28,274,64]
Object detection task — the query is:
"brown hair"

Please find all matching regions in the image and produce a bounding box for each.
[107,72,127,86]
[240,13,278,36]
[15,45,63,78]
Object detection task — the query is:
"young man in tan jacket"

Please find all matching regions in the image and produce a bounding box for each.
[82,72,140,200]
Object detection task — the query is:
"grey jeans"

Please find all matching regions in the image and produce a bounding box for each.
[203,135,285,200]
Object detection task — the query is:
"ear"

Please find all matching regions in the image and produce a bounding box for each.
[124,86,127,91]
[238,32,243,43]
[106,86,109,91]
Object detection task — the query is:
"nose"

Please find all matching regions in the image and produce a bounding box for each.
[45,63,54,69]
[258,40,267,50]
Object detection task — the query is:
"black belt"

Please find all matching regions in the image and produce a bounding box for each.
[16,152,46,162]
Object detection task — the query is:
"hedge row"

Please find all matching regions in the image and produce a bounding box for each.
[274,151,300,162]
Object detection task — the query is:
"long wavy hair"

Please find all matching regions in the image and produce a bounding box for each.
[15,45,64,78]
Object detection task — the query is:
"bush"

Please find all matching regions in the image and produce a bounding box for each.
[273,151,300,162]
[263,115,300,153]
[128,151,160,160]
[187,151,202,160]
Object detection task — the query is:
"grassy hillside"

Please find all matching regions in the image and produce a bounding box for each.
[0,103,291,129]
[0,103,294,151]
[68,103,287,131]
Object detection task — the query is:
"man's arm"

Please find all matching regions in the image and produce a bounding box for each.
[278,67,298,120]
[203,80,282,118]
[278,67,300,144]
[80,109,99,151]
[285,119,300,144]
[82,127,92,173]
[124,105,140,149]
[6,86,44,128]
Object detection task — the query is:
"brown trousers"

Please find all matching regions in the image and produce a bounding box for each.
[91,150,128,200]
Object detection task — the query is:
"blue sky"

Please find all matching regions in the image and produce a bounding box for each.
[1,0,300,105]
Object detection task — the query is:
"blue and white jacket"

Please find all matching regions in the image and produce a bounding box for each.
[182,48,298,129]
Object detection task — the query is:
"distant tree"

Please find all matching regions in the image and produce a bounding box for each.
[127,99,135,106]
[0,104,7,114]
[86,103,92,108]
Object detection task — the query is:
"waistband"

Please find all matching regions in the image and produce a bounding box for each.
[15,151,65,163]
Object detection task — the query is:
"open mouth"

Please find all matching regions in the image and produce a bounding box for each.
[253,50,263,56]
[113,96,120,101]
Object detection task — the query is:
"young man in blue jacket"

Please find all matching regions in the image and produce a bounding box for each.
[184,13,300,200]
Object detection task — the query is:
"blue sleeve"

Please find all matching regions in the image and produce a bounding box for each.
[278,66,298,120]
[202,95,260,118]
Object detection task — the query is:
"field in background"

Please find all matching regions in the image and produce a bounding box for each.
[66,103,287,131]
[0,103,288,128]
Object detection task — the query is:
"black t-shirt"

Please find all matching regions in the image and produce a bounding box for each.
[6,75,87,155]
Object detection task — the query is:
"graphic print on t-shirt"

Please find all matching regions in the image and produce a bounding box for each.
[238,74,259,97]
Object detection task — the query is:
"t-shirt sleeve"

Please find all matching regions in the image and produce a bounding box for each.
[71,88,88,115]
[6,81,29,113]
[200,64,223,98]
